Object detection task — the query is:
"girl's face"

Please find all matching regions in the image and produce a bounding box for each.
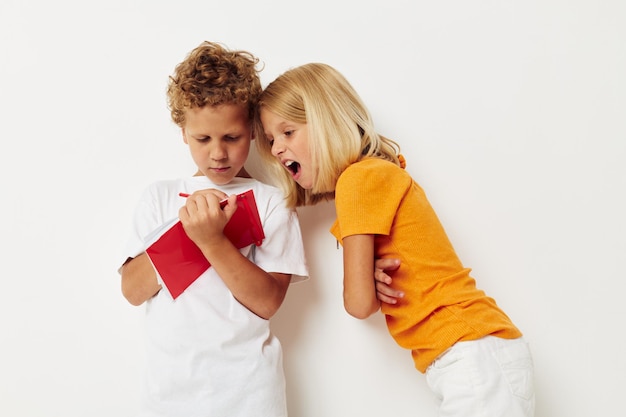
[260,108,314,189]
[182,104,252,185]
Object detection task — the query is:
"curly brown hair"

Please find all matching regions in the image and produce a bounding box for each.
[167,41,262,127]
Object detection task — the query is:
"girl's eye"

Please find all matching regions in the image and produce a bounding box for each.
[284,130,293,137]
[224,135,239,142]
[268,139,274,146]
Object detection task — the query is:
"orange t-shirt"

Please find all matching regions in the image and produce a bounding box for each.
[330,158,522,373]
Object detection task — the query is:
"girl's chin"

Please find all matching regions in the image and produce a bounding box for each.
[289,168,312,189]
[295,179,313,190]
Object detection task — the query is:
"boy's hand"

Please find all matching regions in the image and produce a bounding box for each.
[178,189,238,247]
[374,258,404,304]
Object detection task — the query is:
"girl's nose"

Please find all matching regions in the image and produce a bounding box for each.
[271,138,284,157]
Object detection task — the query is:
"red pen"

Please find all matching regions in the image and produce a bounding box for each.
[179,192,230,207]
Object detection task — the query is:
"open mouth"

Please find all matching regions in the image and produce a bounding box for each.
[284,160,300,176]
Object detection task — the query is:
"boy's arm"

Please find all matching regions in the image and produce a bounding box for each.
[197,238,291,319]
[342,234,380,319]
[179,191,290,320]
[120,253,162,306]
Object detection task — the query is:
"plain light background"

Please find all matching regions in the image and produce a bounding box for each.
[1,1,624,416]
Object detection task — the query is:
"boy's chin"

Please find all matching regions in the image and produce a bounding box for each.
[236,167,251,178]
[202,171,238,185]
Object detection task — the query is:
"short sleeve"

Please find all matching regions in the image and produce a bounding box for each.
[120,184,165,268]
[249,187,309,283]
[333,159,412,241]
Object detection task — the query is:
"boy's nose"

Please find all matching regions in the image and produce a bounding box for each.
[210,145,227,160]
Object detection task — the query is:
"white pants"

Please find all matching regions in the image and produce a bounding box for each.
[425,336,535,417]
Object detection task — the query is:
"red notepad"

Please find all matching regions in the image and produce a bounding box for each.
[145,189,264,299]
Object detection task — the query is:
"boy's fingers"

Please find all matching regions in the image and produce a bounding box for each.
[221,194,238,219]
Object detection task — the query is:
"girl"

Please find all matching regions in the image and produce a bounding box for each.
[256,62,535,417]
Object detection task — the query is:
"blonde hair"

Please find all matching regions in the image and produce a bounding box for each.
[167,41,262,127]
[255,63,401,208]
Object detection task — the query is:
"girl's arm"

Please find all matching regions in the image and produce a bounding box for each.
[342,234,380,319]
[374,258,404,304]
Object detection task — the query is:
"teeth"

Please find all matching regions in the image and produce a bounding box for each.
[283,160,299,174]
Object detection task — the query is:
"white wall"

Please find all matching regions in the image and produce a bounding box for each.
[1,1,624,416]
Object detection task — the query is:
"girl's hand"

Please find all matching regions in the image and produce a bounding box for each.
[178,189,238,248]
[374,258,404,304]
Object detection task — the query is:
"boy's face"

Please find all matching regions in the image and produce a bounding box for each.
[182,104,252,185]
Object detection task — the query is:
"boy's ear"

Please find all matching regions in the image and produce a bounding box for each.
[181,128,189,144]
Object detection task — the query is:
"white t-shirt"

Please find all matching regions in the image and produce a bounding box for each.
[122,176,309,417]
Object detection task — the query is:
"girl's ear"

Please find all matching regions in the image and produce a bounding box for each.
[181,128,189,144]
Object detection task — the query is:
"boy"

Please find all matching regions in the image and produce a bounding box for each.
[119,41,308,417]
